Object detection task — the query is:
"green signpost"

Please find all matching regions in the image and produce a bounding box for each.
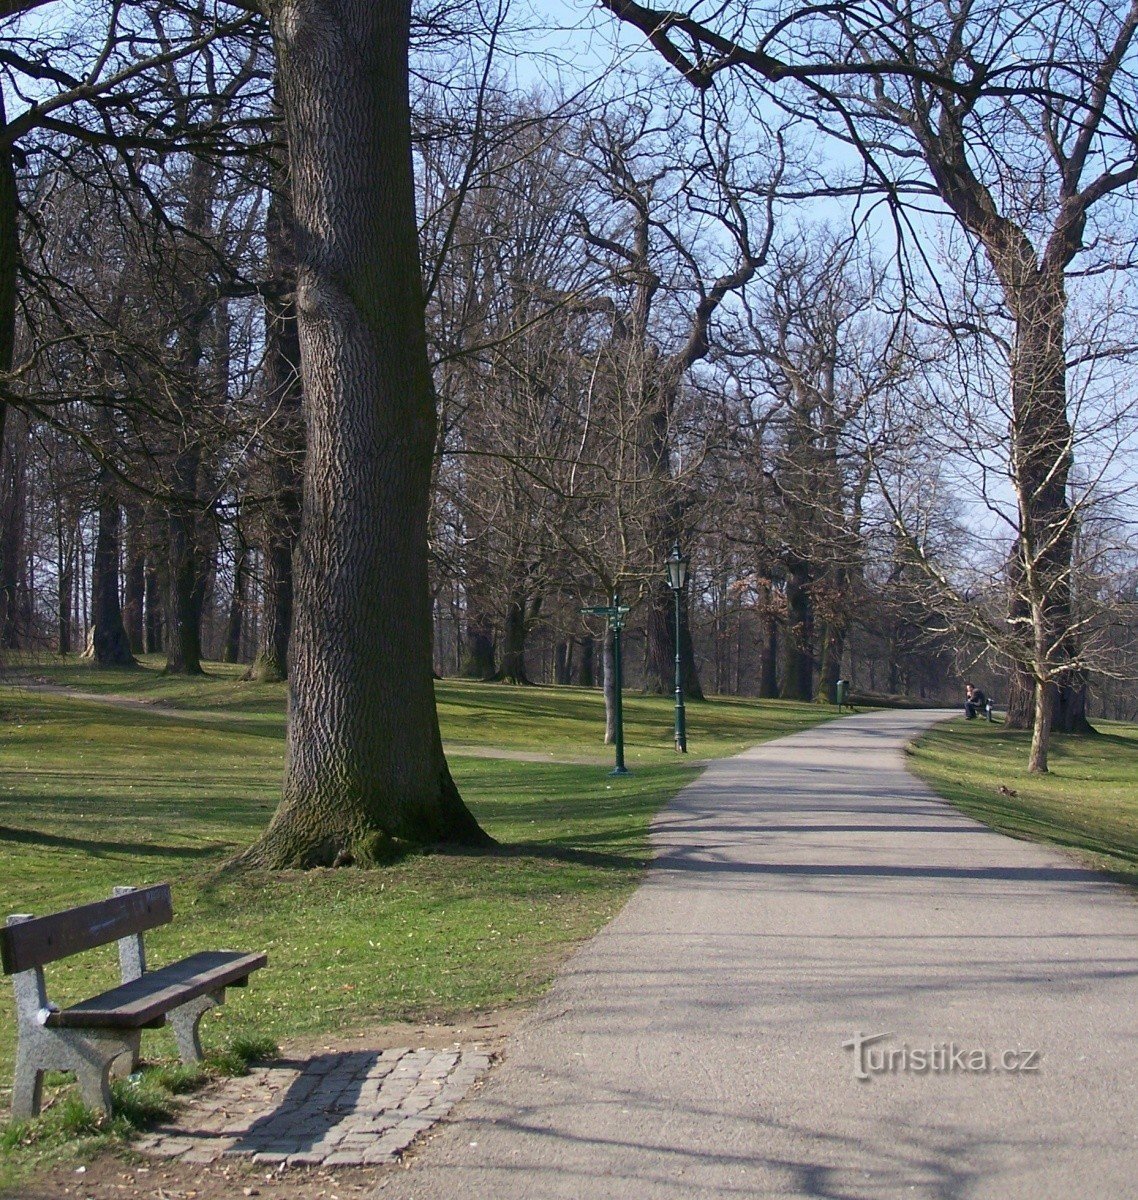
[580,594,631,775]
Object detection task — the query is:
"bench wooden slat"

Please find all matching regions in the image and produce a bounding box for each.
[46,949,267,1029]
[1,885,173,974]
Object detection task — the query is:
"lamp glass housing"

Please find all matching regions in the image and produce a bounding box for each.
[666,543,689,591]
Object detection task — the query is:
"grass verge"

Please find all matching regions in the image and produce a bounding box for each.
[0,660,838,1186]
[909,717,1138,888]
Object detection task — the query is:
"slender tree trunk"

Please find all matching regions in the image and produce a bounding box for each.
[250,108,303,684]
[0,93,18,468]
[758,601,779,699]
[122,504,146,655]
[554,640,574,684]
[578,636,595,687]
[253,535,294,681]
[224,530,248,664]
[90,478,136,667]
[165,448,204,675]
[56,517,73,655]
[145,562,163,653]
[1028,677,1053,774]
[244,0,489,866]
[0,413,26,649]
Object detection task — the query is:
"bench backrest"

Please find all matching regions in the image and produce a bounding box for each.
[0,884,172,975]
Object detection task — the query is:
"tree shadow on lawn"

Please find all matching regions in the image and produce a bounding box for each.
[0,824,233,860]
[428,840,650,873]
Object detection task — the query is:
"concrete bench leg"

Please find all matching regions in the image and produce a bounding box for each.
[169,990,224,1063]
[11,1027,138,1120]
[12,1047,43,1121]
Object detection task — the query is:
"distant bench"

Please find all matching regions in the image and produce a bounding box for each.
[1,884,266,1119]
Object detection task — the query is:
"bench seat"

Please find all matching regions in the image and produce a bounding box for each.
[46,950,267,1030]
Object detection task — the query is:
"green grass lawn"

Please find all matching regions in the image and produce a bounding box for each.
[909,717,1138,888]
[0,657,837,1182]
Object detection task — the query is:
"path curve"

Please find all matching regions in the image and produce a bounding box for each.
[373,708,1138,1199]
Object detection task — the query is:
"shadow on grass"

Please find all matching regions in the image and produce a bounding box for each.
[427,839,650,872]
[0,824,232,860]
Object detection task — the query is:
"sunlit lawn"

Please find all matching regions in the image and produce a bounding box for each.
[0,657,839,1158]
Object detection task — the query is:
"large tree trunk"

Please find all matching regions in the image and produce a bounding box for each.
[1007,269,1094,742]
[814,618,846,705]
[459,609,496,680]
[643,580,704,699]
[500,591,538,685]
[758,598,779,699]
[779,568,813,700]
[90,478,136,668]
[1005,667,1034,728]
[1053,677,1092,733]
[244,0,489,867]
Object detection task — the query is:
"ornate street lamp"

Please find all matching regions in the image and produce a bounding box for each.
[665,540,690,753]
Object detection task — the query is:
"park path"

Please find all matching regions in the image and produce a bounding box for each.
[371,708,1138,1200]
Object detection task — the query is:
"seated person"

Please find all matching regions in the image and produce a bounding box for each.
[964,683,988,719]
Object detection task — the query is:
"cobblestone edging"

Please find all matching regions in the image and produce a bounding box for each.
[134,1046,491,1168]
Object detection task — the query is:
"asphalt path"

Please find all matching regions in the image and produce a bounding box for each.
[373,709,1138,1199]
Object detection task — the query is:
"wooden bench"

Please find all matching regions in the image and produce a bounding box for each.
[1,884,266,1119]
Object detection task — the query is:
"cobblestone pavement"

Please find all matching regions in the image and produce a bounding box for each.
[133,1046,491,1168]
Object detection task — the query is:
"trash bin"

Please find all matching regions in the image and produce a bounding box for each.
[836,679,849,710]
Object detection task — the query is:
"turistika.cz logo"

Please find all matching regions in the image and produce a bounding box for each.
[842,1031,1042,1080]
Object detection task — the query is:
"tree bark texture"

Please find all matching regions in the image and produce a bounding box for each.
[1008,270,1093,739]
[90,479,136,667]
[779,567,813,701]
[643,580,704,699]
[814,618,846,705]
[223,529,248,663]
[577,636,595,688]
[459,614,496,680]
[144,563,163,653]
[164,448,205,675]
[122,504,146,655]
[0,413,26,649]
[602,628,616,744]
[758,597,779,699]
[245,0,489,866]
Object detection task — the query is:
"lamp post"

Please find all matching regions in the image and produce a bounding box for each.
[665,540,690,753]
